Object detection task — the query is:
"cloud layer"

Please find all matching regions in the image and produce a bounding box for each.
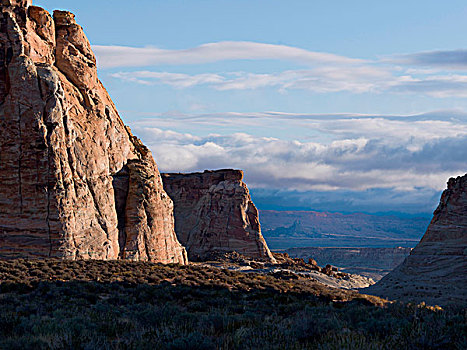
[94,41,362,69]
[112,69,467,98]
[111,67,391,94]
[129,112,466,207]
[98,42,467,98]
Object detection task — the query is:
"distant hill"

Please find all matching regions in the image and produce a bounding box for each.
[260,210,430,249]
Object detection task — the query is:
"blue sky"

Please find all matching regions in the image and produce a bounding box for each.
[36,0,467,214]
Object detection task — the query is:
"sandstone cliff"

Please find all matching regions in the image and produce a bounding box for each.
[364,174,467,306]
[162,170,275,262]
[0,1,187,263]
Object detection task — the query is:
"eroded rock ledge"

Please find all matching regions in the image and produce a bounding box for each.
[0,1,187,263]
[162,170,276,262]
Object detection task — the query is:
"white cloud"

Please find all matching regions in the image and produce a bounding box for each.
[94,41,364,69]
[131,113,467,193]
[111,66,393,94]
[111,71,224,88]
[99,42,467,98]
[111,67,467,98]
[389,74,467,98]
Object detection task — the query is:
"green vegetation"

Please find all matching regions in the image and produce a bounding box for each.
[0,259,465,349]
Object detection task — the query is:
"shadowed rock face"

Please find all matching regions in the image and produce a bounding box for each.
[0,1,187,263]
[364,174,467,306]
[162,170,276,262]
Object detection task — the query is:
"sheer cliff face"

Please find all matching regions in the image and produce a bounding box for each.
[0,1,187,263]
[365,174,467,306]
[162,170,275,262]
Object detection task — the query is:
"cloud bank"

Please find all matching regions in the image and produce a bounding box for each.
[128,112,466,214]
[110,68,467,99]
[96,42,467,98]
[111,67,391,94]
[94,40,467,212]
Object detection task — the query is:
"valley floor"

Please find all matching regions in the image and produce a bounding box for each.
[0,259,465,349]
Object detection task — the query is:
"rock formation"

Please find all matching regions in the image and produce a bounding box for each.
[364,174,467,306]
[286,247,412,281]
[0,1,187,263]
[162,170,276,262]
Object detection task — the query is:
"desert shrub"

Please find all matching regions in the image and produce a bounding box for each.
[0,260,465,349]
[167,332,216,350]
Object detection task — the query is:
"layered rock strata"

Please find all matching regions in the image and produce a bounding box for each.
[364,174,467,306]
[0,1,187,263]
[162,170,275,262]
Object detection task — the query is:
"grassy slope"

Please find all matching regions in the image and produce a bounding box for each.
[0,260,465,349]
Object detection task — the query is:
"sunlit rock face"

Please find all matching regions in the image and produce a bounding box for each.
[0,2,187,263]
[162,170,276,262]
[364,174,467,306]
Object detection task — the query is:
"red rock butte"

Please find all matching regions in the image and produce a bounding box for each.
[0,1,187,263]
[162,170,276,262]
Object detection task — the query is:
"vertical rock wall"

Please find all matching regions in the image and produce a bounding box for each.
[364,174,467,306]
[162,170,276,262]
[0,1,187,263]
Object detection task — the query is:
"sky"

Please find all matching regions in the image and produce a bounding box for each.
[36,0,467,215]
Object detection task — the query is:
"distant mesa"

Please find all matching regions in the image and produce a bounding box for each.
[260,210,428,250]
[162,170,276,262]
[364,174,467,306]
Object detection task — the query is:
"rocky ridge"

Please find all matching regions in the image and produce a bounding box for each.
[286,247,412,281]
[0,1,187,263]
[162,170,275,262]
[195,251,374,290]
[364,174,467,306]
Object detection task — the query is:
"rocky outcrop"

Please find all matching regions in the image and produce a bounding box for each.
[162,170,275,262]
[364,174,467,306]
[286,247,412,281]
[0,1,187,263]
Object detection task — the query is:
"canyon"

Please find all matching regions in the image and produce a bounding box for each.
[0,0,466,311]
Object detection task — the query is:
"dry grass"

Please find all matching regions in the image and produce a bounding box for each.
[0,259,465,349]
